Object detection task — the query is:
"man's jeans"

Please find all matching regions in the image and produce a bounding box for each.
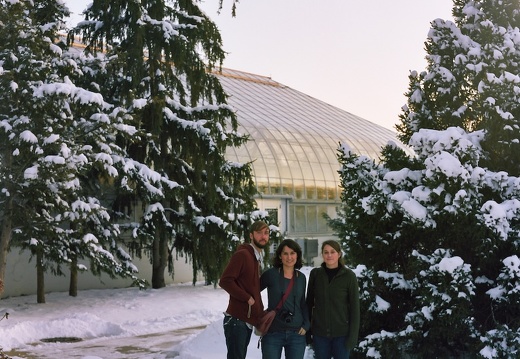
[223,315,252,359]
[261,330,306,359]
[313,334,350,359]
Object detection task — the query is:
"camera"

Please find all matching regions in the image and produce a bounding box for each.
[280,310,294,323]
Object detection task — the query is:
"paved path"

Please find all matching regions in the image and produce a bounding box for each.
[4,326,205,359]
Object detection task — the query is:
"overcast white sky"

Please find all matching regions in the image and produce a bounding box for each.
[65,0,454,130]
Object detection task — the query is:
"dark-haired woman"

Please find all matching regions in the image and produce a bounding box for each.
[260,239,310,359]
[306,240,360,359]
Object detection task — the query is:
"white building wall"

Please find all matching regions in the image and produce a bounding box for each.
[2,249,197,299]
[2,197,338,298]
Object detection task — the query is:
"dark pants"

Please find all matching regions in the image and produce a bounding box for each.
[223,315,253,359]
[313,334,350,359]
[261,330,306,359]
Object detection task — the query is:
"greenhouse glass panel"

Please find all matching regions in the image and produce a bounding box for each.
[213,68,409,207]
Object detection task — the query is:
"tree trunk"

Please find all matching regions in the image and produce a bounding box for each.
[151,232,168,289]
[36,249,45,304]
[69,256,78,297]
[0,196,13,299]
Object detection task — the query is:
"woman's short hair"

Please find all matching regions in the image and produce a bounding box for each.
[321,239,345,266]
[273,239,303,269]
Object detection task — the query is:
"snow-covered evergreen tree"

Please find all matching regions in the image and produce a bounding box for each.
[331,0,520,357]
[70,0,257,287]
[0,0,147,301]
[398,0,520,175]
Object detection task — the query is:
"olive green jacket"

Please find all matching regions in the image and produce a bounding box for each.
[306,263,360,350]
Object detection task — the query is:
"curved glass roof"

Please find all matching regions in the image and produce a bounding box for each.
[216,68,403,202]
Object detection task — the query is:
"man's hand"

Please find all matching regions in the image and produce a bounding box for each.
[247,296,255,306]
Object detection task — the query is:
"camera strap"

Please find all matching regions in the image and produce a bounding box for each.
[275,274,295,311]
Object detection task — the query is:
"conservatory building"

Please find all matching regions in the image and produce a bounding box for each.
[216,68,402,265]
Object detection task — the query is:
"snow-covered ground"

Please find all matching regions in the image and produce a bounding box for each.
[0,267,314,358]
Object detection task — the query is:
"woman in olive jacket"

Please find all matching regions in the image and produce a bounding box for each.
[306,240,360,359]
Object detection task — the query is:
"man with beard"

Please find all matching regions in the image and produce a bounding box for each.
[220,220,270,359]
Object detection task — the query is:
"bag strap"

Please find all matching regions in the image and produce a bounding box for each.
[257,274,296,348]
[275,274,295,311]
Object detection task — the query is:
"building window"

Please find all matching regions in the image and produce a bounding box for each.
[289,204,333,234]
[266,208,278,226]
